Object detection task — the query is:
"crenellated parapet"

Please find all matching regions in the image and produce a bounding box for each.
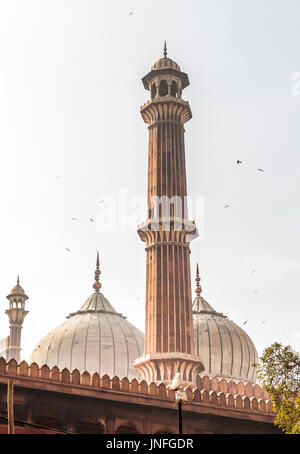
[0,357,274,416]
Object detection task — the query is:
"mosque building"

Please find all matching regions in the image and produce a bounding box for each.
[0,47,279,434]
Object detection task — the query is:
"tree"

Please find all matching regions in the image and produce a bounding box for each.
[254,342,300,434]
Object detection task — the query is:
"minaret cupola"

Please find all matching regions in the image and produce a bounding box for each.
[142,42,189,101]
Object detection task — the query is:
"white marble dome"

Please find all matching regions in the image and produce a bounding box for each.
[29,259,144,379]
[193,294,258,383]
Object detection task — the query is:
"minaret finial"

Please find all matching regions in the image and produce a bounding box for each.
[195,263,202,295]
[93,250,102,293]
[17,275,20,286]
[163,40,167,58]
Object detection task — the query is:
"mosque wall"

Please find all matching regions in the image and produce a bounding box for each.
[0,357,280,434]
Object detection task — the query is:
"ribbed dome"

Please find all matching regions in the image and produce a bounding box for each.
[193,295,258,383]
[151,57,181,72]
[11,284,25,294]
[7,277,28,300]
[29,291,144,378]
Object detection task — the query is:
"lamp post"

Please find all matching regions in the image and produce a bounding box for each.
[178,399,183,435]
[7,379,14,434]
[169,373,188,435]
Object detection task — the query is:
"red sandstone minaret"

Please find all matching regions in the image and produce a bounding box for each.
[135,44,204,385]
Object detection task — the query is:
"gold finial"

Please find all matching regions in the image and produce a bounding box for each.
[93,250,102,293]
[195,263,202,295]
[163,40,167,58]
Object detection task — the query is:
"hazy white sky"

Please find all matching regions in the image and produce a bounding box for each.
[0,0,300,362]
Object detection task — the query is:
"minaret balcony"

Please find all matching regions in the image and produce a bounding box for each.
[137,217,198,245]
[140,97,192,125]
[134,352,205,386]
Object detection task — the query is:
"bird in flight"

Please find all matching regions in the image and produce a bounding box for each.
[257,168,264,172]
[90,218,95,222]
[129,11,133,16]
[261,321,267,324]
[224,205,230,208]
[251,270,255,273]
[237,160,242,165]
[254,290,258,293]
[70,217,77,220]
[99,200,104,204]
[243,320,248,325]
[65,248,71,252]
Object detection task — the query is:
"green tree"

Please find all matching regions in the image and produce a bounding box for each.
[254,342,300,434]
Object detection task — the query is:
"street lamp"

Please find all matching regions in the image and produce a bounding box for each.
[169,373,188,435]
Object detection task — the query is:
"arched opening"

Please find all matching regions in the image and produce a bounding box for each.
[115,424,139,434]
[159,80,168,97]
[76,418,105,434]
[170,81,178,97]
[151,83,157,99]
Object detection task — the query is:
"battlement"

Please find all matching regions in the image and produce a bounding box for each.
[0,357,273,416]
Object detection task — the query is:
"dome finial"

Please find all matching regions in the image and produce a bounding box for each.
[93,250,102,293]
[195,262,202,295]
[163,40,167,58]
[17,275,20,286]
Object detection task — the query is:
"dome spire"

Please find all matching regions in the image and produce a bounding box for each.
[163,40,167,58]
[17,275,20,286]
[195,263,202,296]
[93,250,102,293]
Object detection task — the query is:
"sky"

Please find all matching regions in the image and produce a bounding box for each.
[0,0,300,363]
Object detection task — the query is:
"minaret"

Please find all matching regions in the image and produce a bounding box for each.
[5,277,29,362]
[135,45,204,385]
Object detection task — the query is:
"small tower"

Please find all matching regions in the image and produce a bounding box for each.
[5,276,29,362]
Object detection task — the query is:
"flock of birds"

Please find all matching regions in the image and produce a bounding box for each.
[223,161,265,294]
[223,161,267,326]
[58,181,104,253]
[59,158,268,328]
[57,95,267,329]
[224,161,264,208]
